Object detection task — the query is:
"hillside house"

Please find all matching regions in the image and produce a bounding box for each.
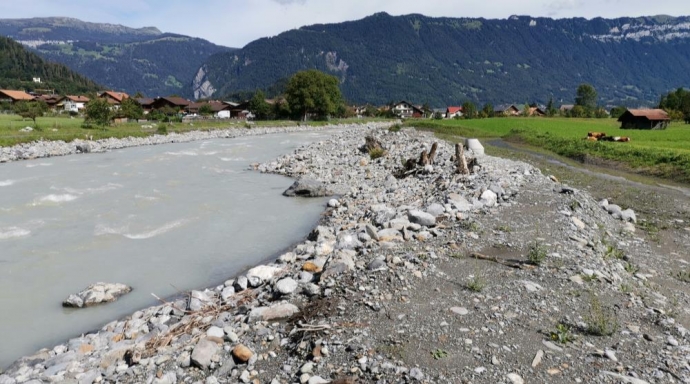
[0,89,35,104]
[58,95,90,113]
[99,91,130,106]
[494,104,520,117]
[446,106,463,118]
[391,101,423,118]
[618,109,670,130]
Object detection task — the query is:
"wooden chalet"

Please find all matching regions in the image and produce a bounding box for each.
[99,91,130,105]
[618,109,670,130]
[527,107,546,117]
[135,98,155,113]
[36,94,61,110]
[494,104,520,117]
[0,89,35,103]
[391,101,423,118]
[151,96,191,112]
[186,101,232,118]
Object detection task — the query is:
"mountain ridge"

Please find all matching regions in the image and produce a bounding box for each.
[198,12,690,106]
[0,17,234,98]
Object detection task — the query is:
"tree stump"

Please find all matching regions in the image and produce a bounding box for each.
[418,150,429,166]
[428,142,438,165]
[456,143,469,175]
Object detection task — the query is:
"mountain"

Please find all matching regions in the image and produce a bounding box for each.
[197,13,690,107]
[0,36,101,94]
[0,17,235,98]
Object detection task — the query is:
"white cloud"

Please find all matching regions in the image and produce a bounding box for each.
[1,0,689,47]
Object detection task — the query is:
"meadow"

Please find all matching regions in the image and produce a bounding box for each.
[0,114,381,147]
[410,117,690,183]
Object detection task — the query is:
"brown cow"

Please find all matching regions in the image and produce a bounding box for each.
[585,136,598,142]
[615,137,631,142]
[588,131,607,139]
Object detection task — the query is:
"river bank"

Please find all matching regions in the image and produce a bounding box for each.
[2,126,690,383]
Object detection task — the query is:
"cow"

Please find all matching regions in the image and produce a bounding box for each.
[585,136,598,142]
[587,132,607,139]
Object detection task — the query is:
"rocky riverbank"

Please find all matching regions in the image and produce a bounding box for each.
[2,126,690,384]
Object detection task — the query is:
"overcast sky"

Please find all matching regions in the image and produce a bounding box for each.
[1,0,689,47]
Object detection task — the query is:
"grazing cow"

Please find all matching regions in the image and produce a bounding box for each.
[599,136,615,142]
[616,137,631,142]
[585,136,598,142]
[587,132,607,139]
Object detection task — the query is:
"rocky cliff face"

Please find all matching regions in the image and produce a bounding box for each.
[192,65,217,100]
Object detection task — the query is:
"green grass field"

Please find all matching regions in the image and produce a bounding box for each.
[0,114,384,147]
[409,117,690,183]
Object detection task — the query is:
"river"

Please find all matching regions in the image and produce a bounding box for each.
[0,129,336,368]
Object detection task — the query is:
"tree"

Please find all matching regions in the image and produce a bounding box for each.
[609,106,627,119]
[198,104,214,116]
[84,98,113,127]
[462,101,477,119]
[523,103,531,117]
[249,90,271,120]
[575,83,598,112]
[285,69,342,121]
[546,97,557,117]
[481,103,494,117]
[13,101,48,126]
[119,98,143,120]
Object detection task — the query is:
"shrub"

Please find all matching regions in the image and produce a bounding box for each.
[156,124,168,135]
[369,148,386,159]
[527,240,547,265]
[585,295,619,336]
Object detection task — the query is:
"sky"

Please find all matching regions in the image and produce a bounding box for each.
[1,0,689,48]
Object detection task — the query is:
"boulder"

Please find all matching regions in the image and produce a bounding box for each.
[62,283,132,308]
[283,178,332,197]
[465,138,485,155]
[621,209,637,223]
[191,339,219,369]
[232,344,253,363]
[275,278,298,295]
[480,190,498,207]
[246,265,281,283]
[335,231,362,250]
[426,203,445,217]
[248,303,299,322]
[407,210,436,227]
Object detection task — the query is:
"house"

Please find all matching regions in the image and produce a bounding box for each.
[58,95,90,113]
[135,98,155,114]
[446,106,463,119]
[98,91,130,106]
[151,96,191,112]
[559,104,575,113]
[391,101,423,118]
[36,94,61,111]
[527,107,546,117]
[186,101,232,118]
[0,89,35,104]
[494,104,521,117]
[618,109,670,130]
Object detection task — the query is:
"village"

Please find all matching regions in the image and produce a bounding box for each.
[0,89,675,131]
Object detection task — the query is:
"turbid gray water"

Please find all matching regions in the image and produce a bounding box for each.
[0,129,337,368]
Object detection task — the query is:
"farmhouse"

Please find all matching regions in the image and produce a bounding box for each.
[618,109,670,130]
[494,104,520,117]
[99,91,130,106]
[151,96,191,112]
[0,89,35,103]
[135,98,155,113]
[58,95,90,113]
[391,101,423,118]
[446,106,463,118]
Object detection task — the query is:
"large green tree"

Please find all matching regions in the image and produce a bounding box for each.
[84,98,113,127]
[462,101,477,119]
[575,84,598,112]
[249,90,272,120]
[13,101,48,126]
[119,98,144,120]
[285,70,342,121]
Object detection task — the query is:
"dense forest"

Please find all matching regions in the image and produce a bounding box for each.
[0,17,234,98]
[0,36,100,94]
[201,13,690,107]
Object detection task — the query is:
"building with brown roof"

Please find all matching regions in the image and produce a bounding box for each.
[57,95,90,113]
[618,109,670,130]
[151,96,191,112]
[0,89,35,103]
[98,91,130,105]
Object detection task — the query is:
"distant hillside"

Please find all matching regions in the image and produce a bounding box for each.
[197,13,690,106]
[0,36,100,94]
[0,17,234,98]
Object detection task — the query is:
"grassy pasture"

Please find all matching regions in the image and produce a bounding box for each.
[409,117,690,183]
[0,114,384,147]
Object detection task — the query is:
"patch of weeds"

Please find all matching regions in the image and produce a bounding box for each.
[581,274,597,283]
[527,240,547,266]
[637,221,661,243]
[672,270,690,283]
[377,343,405,359]
[551,258,565,269]
[156,124,168,134]
[585,295,619,336]
[569,200,582,211]
[388,124,402,132]
[623,262,639,274]
[466,274,486,292]
[495,225,512,233]
[550,323,575,344]
[603,242,625,260]
[430,349,448,360]
[460,220,481,232]
[619,284,632,293]
[568,289,583,298]
[369,147,386,160]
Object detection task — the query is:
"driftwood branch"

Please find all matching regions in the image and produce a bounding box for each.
[469,252,533,270]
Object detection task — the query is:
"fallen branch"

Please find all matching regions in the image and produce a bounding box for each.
[469,252,532,269]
